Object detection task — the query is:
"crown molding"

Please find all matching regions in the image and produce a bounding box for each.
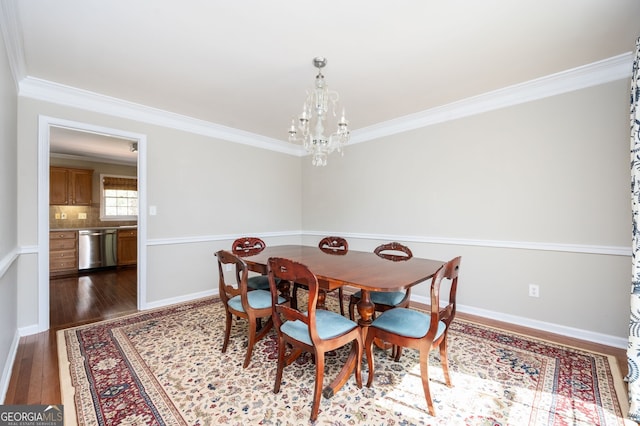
[19,77,303,156]
[0,0,26,90]
[14,50,632,153]
[350,52,634,144]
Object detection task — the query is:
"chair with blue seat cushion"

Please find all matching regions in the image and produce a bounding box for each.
[364,256,461,417]
[348,242,413,319]
[267,256,362,422]
[216,249,286,368]
[292,236,348,315]
[231,237,272,290]
[348,242,413,359]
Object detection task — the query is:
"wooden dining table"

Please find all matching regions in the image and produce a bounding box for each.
[241,244,445,398]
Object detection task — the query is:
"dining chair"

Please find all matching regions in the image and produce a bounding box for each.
[231,237,271,291]
[215,249,286,368]
[267,256,363,421]
[364,256,461,417]
[292,236,348,315]
[348,242,413,322]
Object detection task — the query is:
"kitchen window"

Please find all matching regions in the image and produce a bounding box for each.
[100,174,138,220]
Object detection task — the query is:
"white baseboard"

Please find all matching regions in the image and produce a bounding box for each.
[411,294,628,349]
[141,289,217,311]
[0,330,20,404]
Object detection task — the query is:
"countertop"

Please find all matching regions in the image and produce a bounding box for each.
[50,226,137,232]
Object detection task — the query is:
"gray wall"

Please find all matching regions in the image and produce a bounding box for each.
[302,80,631,339]
[15,98,303,324]
[0,25,19,402]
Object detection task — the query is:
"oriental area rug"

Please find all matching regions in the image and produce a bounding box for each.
[58,296,633,425]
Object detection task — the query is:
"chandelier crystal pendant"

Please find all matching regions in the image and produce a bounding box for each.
[288,57,350,166]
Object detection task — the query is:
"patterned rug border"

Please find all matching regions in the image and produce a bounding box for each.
[57,298,221,426]
[450,317,632,419]
[57,296,634,425]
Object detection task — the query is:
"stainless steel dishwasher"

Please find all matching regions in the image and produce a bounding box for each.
[78,229,118,270]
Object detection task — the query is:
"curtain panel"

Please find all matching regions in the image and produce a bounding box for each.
[628,36,640,421]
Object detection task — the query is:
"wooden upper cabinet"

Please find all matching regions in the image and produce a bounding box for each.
[71,168,93,205]
[50,167,70,205]
[50,167,93,206]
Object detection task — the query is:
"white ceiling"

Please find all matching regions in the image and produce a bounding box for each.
[49,126,139,165]
[6,0,640,163]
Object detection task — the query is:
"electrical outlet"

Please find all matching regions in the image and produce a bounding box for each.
[78,212,87,219]
[60,212,67,219]
[55,213,60,219]
[528,284,540,298]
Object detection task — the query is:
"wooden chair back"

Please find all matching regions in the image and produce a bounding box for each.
[216,249,250,309]
[433,256,461,330]
[231,237,266,257]
[268,257,320,340]
[318,236,349,255]
[374,242,413,262]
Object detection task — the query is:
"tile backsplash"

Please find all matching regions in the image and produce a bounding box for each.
[50,204,137,229]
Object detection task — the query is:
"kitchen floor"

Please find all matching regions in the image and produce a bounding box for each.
[50,267,137,329]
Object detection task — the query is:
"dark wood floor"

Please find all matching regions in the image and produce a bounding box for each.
[3,271,627,406]
[4,267,137,405]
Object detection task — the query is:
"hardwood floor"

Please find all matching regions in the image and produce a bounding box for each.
[4,267,137,405]
[3,275,628,406]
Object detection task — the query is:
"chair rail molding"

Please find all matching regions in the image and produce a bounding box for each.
[0,247,20,279]
[303,231,630,257]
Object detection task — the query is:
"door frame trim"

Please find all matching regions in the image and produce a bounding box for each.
[37,115,147,332]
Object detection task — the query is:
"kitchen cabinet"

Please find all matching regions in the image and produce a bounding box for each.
[50,230,78,276]
[50,166,93,206]
[117,229,137,266]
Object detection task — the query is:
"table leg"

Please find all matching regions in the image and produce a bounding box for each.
[323,290,375,398]
[355,290,375,337]
[317,290,327,310]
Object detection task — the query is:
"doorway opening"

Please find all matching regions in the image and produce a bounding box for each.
[38,116,147,332]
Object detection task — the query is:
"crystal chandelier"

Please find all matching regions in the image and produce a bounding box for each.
[288,57,350,166]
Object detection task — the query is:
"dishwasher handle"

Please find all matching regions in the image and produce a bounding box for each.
[79,230,103,237]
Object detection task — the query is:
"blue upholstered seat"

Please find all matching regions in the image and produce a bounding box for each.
[228,289,285,312]
[351,290,407,307]
[371,307,445,339]
[247,275,271,290]
[281,309,358,346]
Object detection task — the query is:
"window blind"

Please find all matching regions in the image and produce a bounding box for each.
[103,176,137,190]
